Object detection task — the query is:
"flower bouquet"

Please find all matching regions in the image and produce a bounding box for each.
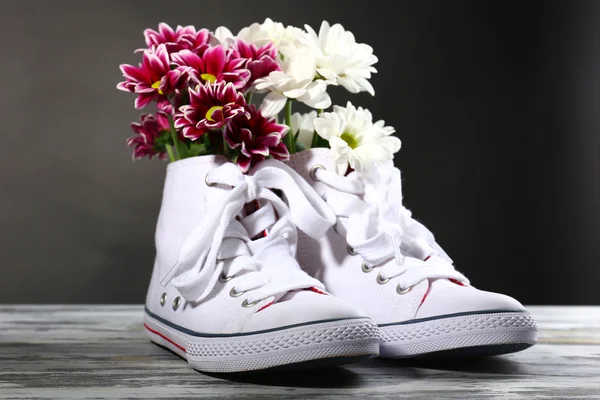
[118,19,400,174]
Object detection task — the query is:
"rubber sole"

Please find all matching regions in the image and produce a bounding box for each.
[144,311,380,373]
[378,310,537,358]
[412,342,534,359]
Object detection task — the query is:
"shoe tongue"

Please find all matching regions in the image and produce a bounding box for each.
[237,201,305,306]
[428,277,457,291]
[276,290,299,303]
[239,200,277,239]
[236,196,327,306]
[400,240,433,260]
[275,288,323,304]
[425,258,465,291]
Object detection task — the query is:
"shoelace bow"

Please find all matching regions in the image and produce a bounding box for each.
[160,160,336,304]
[315,165,469,289]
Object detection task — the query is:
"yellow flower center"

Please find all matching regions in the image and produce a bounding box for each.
[201,73,217,83]
[151,81,164,95]
[340,132,358,149]
[205,105,224,122]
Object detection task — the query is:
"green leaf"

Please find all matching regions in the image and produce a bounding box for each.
[154,130,172,153]
[230,149,240,164]
[312,135,329,148]
[177,141,190,159]
[296,142,307,152]
[188,142,209,157]
[182,134,215,158]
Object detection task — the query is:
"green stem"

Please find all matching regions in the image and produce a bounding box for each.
[304,110,326,149]
[223,130,231,158]
[168,115,180,160]
[311,131,320,149]
[284,99,294,154]
[245,91,253,104]
[165,144,176,162]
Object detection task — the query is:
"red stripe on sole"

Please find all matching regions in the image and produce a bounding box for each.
[144,323,186,353]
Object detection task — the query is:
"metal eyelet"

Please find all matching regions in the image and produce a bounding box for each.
[397,285,412,295]
[219,272,233,283]
[160,293,167,307]
[242,298,261,308]
[172,296,181,311]
[347,245,358,256]
[376,272,390,285]
[361,261,374,273]
[309,164,325,181]
[230,287,244,297]
[204,173,217,187]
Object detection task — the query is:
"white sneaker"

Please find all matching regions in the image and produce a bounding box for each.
[288,149,537,358]
[144,155,379,373]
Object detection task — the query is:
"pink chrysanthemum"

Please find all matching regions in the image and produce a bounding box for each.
[224,105,290,173]
[127,112,170,160]
[233,40,281,90]
[143,22,211,54]
[117,44,187,112]
[172,45,250,91]
[174,81,248,140]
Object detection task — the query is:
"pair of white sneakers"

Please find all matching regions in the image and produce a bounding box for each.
[143,149,537,373]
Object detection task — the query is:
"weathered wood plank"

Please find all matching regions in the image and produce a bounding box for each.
[0,306,598,399]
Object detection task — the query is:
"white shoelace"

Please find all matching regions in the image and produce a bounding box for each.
[313,165,469,290]
[161,160,336,304]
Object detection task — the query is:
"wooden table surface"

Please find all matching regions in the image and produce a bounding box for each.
[0,306,598,399]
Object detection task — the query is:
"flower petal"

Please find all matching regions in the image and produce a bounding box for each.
[282,88,307,98]
[260,92,287,117]
[203,45,227,75]
[270,141,290,161]
[134,95,154,109]
[236,154,252,173]
[214,26,235,45]
[313,117,338,140]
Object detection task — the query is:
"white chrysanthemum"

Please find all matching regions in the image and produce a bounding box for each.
[237,18,308,57]
[314,102,400,175]
[304,21,378,96]
[212,26,236,46]
[291,111,318,149]
[255,45,331,116]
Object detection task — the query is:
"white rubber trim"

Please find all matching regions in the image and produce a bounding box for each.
[379,311,538,358]
[144,312,380,373]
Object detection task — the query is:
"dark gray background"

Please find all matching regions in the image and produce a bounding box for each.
[2,0,598,304]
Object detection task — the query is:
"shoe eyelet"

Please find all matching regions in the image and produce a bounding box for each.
[396,285,412,295]
[376,272,390,285]
[160,293,167,307]
[347,245,358,256]
[242,298,261,308]
[230,287,243,297]
[172,296,181,311]
[361,261,374,273]
[219,272,233,283]
[309,164,325,181]
[205,173,217,187]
